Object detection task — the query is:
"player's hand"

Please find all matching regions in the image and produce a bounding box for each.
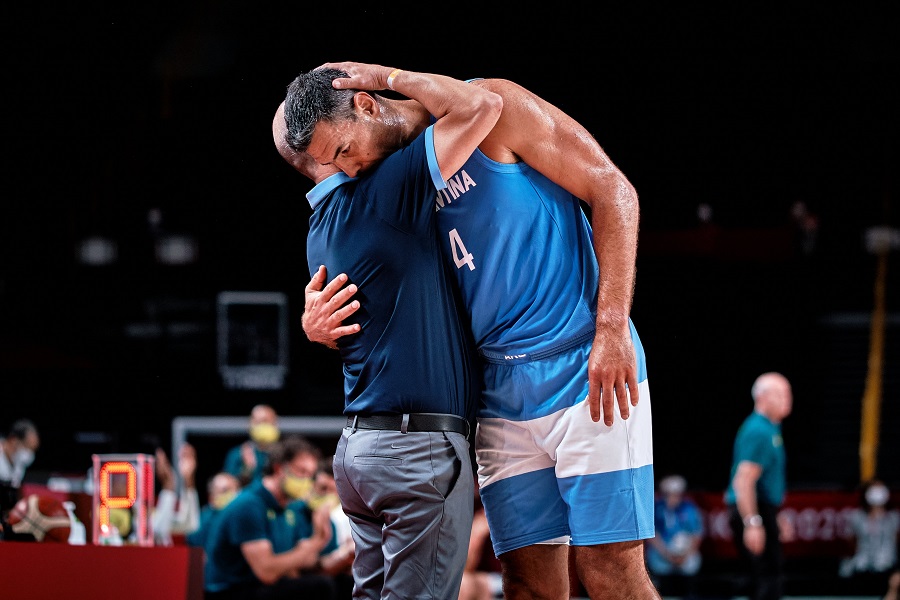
[319,62,393,91]
[303,265,361,349]
[587,322,639,425]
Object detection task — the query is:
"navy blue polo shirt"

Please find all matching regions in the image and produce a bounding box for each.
[305,126,479,420]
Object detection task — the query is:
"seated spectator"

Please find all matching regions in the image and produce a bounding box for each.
[313,455,354,598]
[203,434,339,600]
[222,404,280,486]
[839,479,899,595]
[186,470,243,551]
[645,474,704,599]
[0,419,40,489]
[0,419,40,541]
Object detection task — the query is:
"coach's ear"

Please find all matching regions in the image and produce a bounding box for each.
[353,91,380,119]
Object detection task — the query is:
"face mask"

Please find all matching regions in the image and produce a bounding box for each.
[866,485,889,507]
[211,490,237,510]
[283,475,314,501]
[14,448,35,469]
[250,423,280,444]
[308,492,340,511]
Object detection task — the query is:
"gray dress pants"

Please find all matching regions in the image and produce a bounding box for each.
[334,426,474,600]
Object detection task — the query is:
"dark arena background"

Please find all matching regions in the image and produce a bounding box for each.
[2,3,897,598]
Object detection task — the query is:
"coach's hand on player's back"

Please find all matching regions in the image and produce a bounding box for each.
[303,266,361,349]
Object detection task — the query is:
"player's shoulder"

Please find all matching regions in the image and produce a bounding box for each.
[471,78,531,98]
[465,79,535,163]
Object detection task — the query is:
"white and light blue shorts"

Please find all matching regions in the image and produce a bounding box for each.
[475,321,655,556]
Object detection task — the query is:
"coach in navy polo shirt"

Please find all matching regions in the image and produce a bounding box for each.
[274,64,501,600]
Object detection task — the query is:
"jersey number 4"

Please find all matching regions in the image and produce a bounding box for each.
[449,228,475,271]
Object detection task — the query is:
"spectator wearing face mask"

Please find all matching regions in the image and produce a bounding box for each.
[0,419,40,489]
[839,479,899,595]
[645,474,704,599]
[203,434,339,600]
[223,404,280,486]
[312,455,355,599]
[186,470,242,551]
[0,419,41,540]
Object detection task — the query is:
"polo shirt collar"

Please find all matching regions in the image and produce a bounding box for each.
[306,172,355,211]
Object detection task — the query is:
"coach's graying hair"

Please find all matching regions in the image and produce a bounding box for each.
[283,68,359,153]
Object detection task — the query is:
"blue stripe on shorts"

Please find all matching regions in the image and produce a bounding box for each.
[478,467,570,556]
[478,463,655,555]
[560,464,655,546]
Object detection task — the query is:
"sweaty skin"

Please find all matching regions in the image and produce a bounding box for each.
[288,64,656,600]
[304,74,640,426]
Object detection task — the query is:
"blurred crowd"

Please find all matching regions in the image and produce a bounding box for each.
[2,403,897,600]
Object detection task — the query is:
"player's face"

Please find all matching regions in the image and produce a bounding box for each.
[306,118,390,178]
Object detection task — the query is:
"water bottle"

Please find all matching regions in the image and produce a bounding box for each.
[63,501,87,545]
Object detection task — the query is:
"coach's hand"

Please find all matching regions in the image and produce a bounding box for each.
[303,265,361,350]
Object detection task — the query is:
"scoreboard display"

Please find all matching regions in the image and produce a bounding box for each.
[91,453,155,546]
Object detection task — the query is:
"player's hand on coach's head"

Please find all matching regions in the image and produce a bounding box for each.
[318,62,390,91]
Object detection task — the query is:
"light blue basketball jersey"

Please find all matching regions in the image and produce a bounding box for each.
[432,124,655,554]
[434,150,600,364]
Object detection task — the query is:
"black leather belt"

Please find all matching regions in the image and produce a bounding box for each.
[347,413,470,438]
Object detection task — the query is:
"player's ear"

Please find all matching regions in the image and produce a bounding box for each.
[353,92,379,118]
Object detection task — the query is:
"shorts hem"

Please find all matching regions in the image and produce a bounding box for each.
[569,528,655,546]
[493,527,571,556]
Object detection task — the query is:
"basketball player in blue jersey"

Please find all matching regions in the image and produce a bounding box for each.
[286,62,660,600]
[274,68,502,600]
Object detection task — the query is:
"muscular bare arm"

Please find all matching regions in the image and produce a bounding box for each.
[473,78,640,425]
[300,63,502,347]
[324,62,503,181]
[300,74,640,421]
